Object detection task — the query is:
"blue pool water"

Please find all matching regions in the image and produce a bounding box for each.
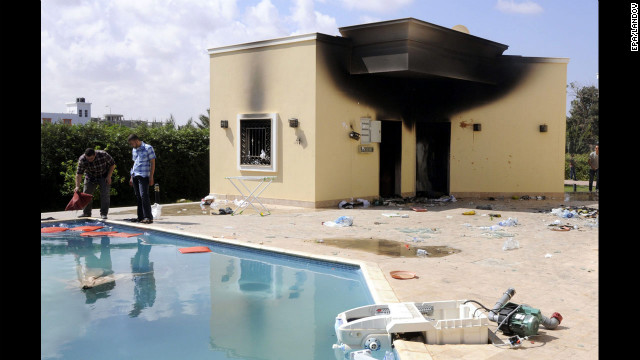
[41,221,375,360]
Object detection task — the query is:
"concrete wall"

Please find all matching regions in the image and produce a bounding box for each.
[209,40,318,205]
[449,58,568,198]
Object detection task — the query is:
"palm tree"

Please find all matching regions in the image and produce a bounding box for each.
[196,108,210,129]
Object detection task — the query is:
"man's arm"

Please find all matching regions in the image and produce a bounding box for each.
[588,155,593,169]
[106,164,115,185]
[75,174,83,193]
[75,159,84,193]
[149,158,156,186]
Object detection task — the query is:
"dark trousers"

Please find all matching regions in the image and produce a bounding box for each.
[83,176,110,216]
[133,176,153,220]
[569,167,576,180]
[588,169,599,192]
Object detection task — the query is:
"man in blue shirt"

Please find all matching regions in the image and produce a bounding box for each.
[128,134,156,223]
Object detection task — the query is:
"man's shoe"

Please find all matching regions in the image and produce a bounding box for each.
[140,218,153,224]
[101,215,108,220]
[78,214,91,218]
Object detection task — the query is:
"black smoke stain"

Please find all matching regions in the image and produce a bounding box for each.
[317,40,534,124]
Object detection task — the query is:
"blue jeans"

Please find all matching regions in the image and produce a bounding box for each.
[588,169,599,192]
[133,176,153,220]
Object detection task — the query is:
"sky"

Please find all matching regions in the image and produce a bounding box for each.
[41,0,598,124]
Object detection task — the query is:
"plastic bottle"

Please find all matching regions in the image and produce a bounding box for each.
[384,350,396,360]
[416,249,428,257]
[335,216,353,226]
[502,238,520,251]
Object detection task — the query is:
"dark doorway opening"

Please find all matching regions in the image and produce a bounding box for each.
[379,121,402,198]
[416,122,451,197]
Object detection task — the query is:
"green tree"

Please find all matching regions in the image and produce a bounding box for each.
[197,108,210,129]
[165,114,176,129]
[566,82,598,154]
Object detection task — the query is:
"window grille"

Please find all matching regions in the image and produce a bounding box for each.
[240,119,271,166]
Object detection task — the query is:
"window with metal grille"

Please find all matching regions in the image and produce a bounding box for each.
[63,118,72,125]
[240,119,271,166]
[84,110,88,117]
[42,118,52,124]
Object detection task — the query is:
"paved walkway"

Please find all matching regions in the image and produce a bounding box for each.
[564,180,591,186]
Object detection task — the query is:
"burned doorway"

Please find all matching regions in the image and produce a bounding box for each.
[416,122,450,197]
[379,120,402,198]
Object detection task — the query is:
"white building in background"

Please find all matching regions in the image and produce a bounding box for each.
[41,97,92,125]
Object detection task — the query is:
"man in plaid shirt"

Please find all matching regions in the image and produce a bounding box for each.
[75,148,116,219]
[128,134,156,224]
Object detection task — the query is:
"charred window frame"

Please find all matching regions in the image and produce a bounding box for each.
[237,113,278,172]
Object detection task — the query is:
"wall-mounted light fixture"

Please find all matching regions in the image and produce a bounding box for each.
[473,123,482,131]
[288,118,299,128]
[539,124,548,132]
[220,120,228,128]
[349,131,361,140]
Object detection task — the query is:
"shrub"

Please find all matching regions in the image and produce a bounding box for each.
[41,122,209,212]
[564,153,593,181]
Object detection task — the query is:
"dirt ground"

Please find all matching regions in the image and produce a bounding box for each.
[42,196,598,359]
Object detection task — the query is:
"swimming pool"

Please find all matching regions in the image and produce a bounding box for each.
[41,221,375,360]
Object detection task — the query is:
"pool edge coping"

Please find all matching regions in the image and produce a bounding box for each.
[41,218,399,305]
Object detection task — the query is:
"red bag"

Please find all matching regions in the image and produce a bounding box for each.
[65,191,93,211]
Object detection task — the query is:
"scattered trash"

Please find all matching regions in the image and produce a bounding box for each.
[382,213,409,218]
[446,216,453,219]
[498,217,518,227]
[483,231,516,238]
[234,199,248,208]
[373,199,384,206]
[397,227,438,234]
[148,203,162,218]
[416,249,429,257]
[512,196,519,200]
[502,238,520,251]
[200,195,215,210]
[461,223,472,227]
[479,225,501,231]
[323,216,354,227]
[218,207,233,215]
[520,195,531,200]
[488,213,501,220]
[462,210,476,215]
[316,239,324,243]
[545,253,553,258]
[488,197,496,201]
[476,204,493,210]
[552,219,562,225]
[408,237,424,242]
[434,194,457,202]
[390,271,417,280]
[411,207,428,212]
[339,199,369,209]
[551,225,573,231]
[551,206,598,218]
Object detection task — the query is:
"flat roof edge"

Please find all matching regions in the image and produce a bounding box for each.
[207,33,347,55]
[502,56,570,63]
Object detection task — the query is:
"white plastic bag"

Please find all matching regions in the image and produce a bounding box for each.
[151,203,162,219]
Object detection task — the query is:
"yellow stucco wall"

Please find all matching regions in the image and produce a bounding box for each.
[449,59,568,196]
[209,41,317,203]
[314,40,381,204]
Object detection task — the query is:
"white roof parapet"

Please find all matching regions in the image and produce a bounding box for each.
[207,33,320,55]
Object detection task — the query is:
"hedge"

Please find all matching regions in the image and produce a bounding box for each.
[41,122,209,212]
[564,153,595,181]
